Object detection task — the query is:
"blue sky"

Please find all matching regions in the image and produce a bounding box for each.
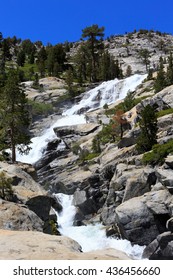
[1,0,173,45]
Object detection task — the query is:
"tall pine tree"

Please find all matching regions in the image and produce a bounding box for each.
[82,24,104,82]
[154,57,166,93]
[166,52,173,86]
[136,104,158,153]
[0,69,31,162]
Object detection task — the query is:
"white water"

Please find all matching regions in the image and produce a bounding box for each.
[17,74,147,258]
[17,114,86,164]
[64,74,146,115]
[56,194,145,259]
[17,74,146,164]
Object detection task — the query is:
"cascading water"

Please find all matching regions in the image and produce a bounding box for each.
[17,74,147,258]
[17,74,146,164]
[56,193,145,259]
[64,74,146,116]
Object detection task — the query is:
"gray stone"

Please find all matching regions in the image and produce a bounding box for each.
[143,232,173,259]
[155,168,173,193]
[26,195,62,221]
[165,155,173,169]
[0,199,43,232]
[116,189,173,245]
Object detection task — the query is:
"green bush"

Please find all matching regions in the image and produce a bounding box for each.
[0,172,13,200]
[28,100,53,117]
[142,139,173,165]
[84,153,100,161]
[156,108,173,118]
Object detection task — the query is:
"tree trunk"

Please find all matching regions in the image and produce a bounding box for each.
[10,126,16,163]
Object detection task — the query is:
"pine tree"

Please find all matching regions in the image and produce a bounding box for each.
[136,104,158,153]
[17,49,26,66]
[139,48,150,71]
[72,44,90,84]
[154,57,166,93]
[82,24,104,82]
[65,68,74,96]
[0,69,31,162]
[166,52,173,86]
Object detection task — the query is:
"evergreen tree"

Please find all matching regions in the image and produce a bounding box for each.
[99,51,123,81]
[72,44,89,84]
[17,49,26,66]
[46,47,55,76]
[99,50,111,81]
[0,69,31,162]
[1,38,12,61]
[166,52,173,86]
[21,39,36,56]
[82,24,104,82]
[139,48,150,71]
[0,171,13,200]
[136,104,158,153]
[154,56,166,93]
[37,46,47,77]
[65,68,74,96]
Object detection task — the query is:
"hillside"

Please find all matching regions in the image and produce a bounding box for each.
[1,28,173,260]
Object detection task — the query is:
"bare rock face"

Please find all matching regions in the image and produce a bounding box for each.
[0,162,62,235]
[0,230,131,260]
[116,189,173,245]
[0,199,43,231]
[142,232,173,259]
[0,161,44,203]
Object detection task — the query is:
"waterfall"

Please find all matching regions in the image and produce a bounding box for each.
[64,74,146,115]
[17,74,146,164]
[17,74,147,258]
[55,193,145,259]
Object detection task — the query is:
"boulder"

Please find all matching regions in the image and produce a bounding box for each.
[0,199,43,231]
[110,166,156,203]
[136,85,173,114]
[0,229,131,260]
[123,168,157,202]
[165,155,173,169]
[26,195,62,221]
[106,224,121,238]
[0,161,44,203]
[72,183,105,218]
[155,167,173,194]
[142,232,173,259]
[54,123,99,138]
[116,189,173,245]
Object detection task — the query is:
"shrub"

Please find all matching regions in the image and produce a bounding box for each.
[28,100,53,117]
[0,172,13,200]
[156,108,173,118]
[142,139,173,166]
[71,144,81,155]
[136,105,158,153]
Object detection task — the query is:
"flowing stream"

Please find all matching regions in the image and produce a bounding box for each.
[56,193,145,259]
[17,74,147,258]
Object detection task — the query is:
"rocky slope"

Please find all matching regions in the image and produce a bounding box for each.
[70,30,173,75]
[32,79,173,259]
[1,31,173,260]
